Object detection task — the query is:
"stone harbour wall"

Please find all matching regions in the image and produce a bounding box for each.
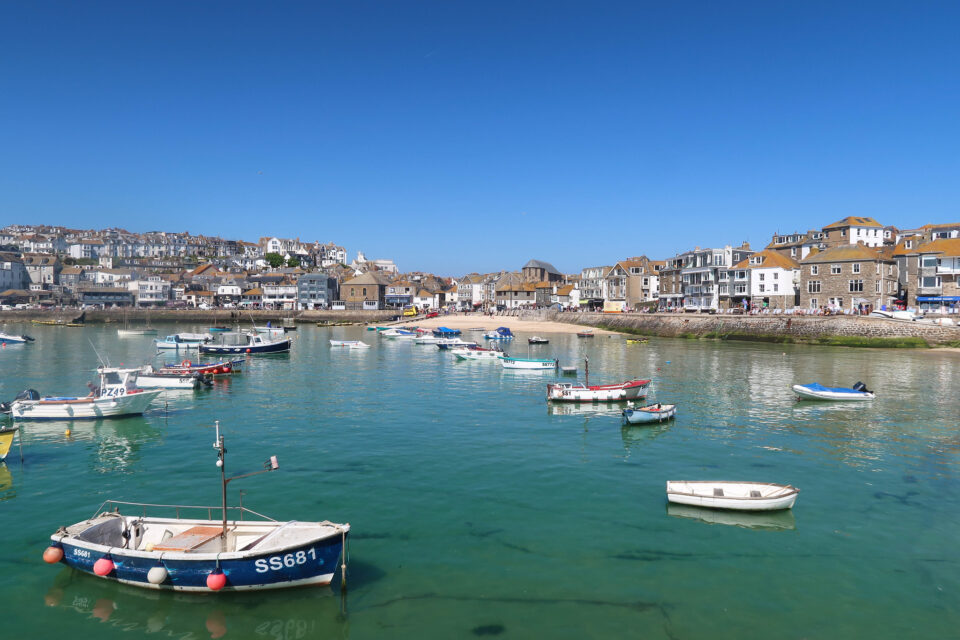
[533,311,960,347]
[0,309,398,325]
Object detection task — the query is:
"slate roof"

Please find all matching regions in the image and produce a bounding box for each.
[523,259,562,275]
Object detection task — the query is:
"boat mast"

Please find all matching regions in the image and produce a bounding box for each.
[585,356,589,387]
[214,421,228,548]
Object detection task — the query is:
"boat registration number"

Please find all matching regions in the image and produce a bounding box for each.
[73,548,92,558]
[102,387,127,397]
[254,548,318,573]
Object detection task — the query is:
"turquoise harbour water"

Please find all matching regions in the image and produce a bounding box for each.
[1,323,958,639]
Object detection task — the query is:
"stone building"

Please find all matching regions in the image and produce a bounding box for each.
[799,244,897,312]
[521,259,564,283]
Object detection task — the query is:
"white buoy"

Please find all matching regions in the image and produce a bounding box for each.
[147,566,168,584]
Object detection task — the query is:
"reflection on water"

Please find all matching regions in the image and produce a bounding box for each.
[621,422,672,456]
[546,403,624,417]
[44,570,344,640]
[666,503,796,531]
[0,463,14,501]
[20,417,161,473]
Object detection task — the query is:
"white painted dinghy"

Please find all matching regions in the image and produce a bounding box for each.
[622,402,676,424]
[792,382,875,401]
[666,481,799,511]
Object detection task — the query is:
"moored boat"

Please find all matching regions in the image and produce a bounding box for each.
[154,334,212,350]
[0,331,34,344]
[0,426,18,461]
[159,360,243,376]
[484,327,514,340]
[528,336,549,345]
[626,338,648,345]
[576,330,595,338]
[208,326,230,333]
[548,379,650,402]
[200,332,291,355]
[329,340,369,348]
[42,422,350,592]
[452,347,504,361]
[501,356,557,370]
[792,382,875,401]
[432,327,462,337]
[0,368,161,421]
[436,339,478,350]
[665,481,799,511]
[622,402,676,423]
[133,366,210,389]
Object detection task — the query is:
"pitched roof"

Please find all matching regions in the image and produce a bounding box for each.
[915,237,960,257]
[343,271,391,286]
[556,284,575,295]
[823,216,883,229]
[522,259,562,275]
[242,288,263,296]
[800,244,889,263]
[731,250,800,270]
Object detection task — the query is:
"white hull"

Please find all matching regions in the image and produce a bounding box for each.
[117,329,157,336]
[548,380,649,402]
[137,375,200,389]
[453,350,503,361]
[792,385,874,401]
[501,358,556,370]
[10,390,162,420]
[0,333,30,343]
[623,404,676,423]
[666,481,798,511]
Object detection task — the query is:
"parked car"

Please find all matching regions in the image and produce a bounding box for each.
[426,311,439,318]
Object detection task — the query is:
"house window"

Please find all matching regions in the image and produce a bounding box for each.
[848,280,863,292]
[875,263,880,274]
[831,265,841,274]
[759,273,765,281]
[905,240,913,249]
[362,288,367,296]
[350,288,355,296]
[920,276,941,288]
[791,247,797,257]
[773,284,779,292]
[875,281,881,293]
[807,281,821,293]
[922,256,938,268]
[773,272,779,280]
[852,263,860,274]
[810,265,818,275]
[810,298,818,308]
[759,284,765,293]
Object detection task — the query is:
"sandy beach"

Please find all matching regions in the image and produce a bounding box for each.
[390,313,621,335]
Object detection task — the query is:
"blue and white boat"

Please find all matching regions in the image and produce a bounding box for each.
[0,331,34,344]
[432,327,461,337]
[484,327,514,340]
[154,334,211,350]
[792,382,875,401]
[501,356,557,370]
[200,332,291,355]
[42,421,349,592]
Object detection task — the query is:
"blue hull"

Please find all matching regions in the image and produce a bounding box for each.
[57,533,344,591]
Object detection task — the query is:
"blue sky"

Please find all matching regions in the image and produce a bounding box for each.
[1,1,957,274]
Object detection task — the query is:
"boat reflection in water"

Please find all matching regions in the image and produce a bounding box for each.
[20,417,160,473]
[666,503,796,531]
[44,570,343,640]
[547,403,624,418]
[620,422,672,456]
[0,464,14,502]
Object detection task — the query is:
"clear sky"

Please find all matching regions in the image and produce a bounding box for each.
[1,1,957,274]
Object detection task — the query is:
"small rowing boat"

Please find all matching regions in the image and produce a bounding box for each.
[576,330,595,338]
[0,426,18,461]
[159,360,243,376]
[622,402,676,423]
[792,382,874,401]
[42,421,350,592]
[528,336,549,345]
[155,334,212,350]
[666,481,799,511]
[132,366,210,390]
[329,340,370,349]
[548,379,650,403]
[626,338,648,345]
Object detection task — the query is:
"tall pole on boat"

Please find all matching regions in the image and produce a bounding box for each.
[585,356,589,387]
[214,420,228,549]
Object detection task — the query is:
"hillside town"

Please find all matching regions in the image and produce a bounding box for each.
[1,217,958,316]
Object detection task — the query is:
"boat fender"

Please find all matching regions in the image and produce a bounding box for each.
[182,360,191,367]
[147,566,169,585]
[245,349,251,353]
[93,556,115,576]
[43,546,64,564]
[207,570,227,591]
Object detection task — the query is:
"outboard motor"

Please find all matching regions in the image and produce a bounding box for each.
[0,389,39,413]
[852,381,871,394]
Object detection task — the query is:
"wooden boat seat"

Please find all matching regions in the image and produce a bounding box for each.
[152,526,223,552]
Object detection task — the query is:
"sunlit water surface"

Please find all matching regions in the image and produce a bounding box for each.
[1,322,958,639]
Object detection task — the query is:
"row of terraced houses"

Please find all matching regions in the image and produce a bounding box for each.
[2,217,959,314]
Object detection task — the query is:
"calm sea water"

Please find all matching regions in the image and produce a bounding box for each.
[0,322,958,639]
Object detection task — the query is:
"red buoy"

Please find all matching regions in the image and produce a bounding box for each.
[43,546,64,564]
[93,557,115,576]
[206,570,227,591]
[245,348,251,353]
[223,366,230,373]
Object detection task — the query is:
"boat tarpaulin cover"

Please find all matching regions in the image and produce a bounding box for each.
[799,383,863,394]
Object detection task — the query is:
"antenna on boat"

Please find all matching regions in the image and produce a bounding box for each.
[88,338,110,368]
[584,355,589,387]
[212,420,280,550]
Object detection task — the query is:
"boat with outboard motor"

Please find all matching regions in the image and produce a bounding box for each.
[42,421,350,592]
[0,368,162,420]
[200,332,291,355]
[666,481,799,511]
[792,381,875,401]
[452,347,504,361]
[484,327,514,340]
[0,331,34,344]
[622,402,676,424]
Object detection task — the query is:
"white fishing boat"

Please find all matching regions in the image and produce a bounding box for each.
[792,382,875,401]
[0,331,34,344]
[413,335,443,345]
[622,402,676,424]
[547,379,650,402]
[484,327,514,340]
[329,340,369,348]
[665,481,799,511]
[200,332,291,355]
[436,338,477,350]
[42,421,350,592]
[134,365,209,389]
[154,334,212,350]
[0,368,162,421]
[500,356,557,370]
[453,348,504,361]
